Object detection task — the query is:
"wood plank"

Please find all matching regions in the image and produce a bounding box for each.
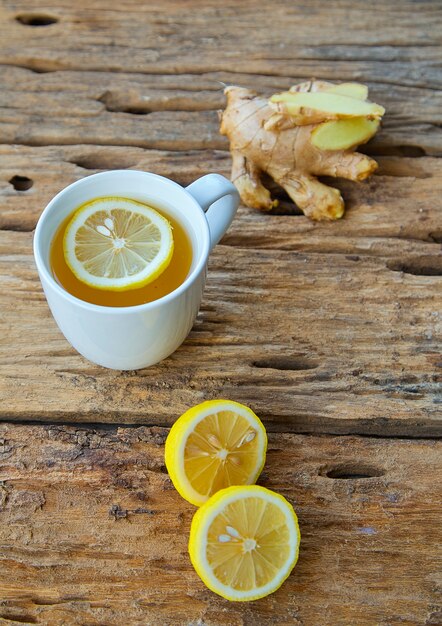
[0,65,440,155]
[0,0,440,87]
[0,423,440,625]
[0,1,440,624]
[1,145,441,245]
[1,224,440,434]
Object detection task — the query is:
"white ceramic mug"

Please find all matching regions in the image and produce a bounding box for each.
[33,170,240,369]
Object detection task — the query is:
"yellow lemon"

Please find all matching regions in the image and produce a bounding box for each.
[64,197,173,291]
[165,400,267,506]
[189,485,300,601]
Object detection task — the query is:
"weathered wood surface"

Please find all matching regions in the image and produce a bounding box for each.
[0,146,441,434]
[0,0,441,623]
[0,423,441,625]
[1,232,441,434]
[0,0,442,156]
[0,0,440,93]
[1,144,442,240]
[0,65,441,156]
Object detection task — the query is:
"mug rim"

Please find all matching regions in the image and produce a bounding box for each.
[33,170,211,314]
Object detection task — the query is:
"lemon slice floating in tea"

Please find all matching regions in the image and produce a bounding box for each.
[165,400,267,507]
[63,197,174,291]
[189,485,300,601]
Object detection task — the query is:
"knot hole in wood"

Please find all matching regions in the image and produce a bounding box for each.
[9,175,33,191]
[15,13,59,26]
[321,464,385,480]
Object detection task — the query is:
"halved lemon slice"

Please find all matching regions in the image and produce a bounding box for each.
[189,485,300,601]
[165,400,267,506]
[63,197,174,291]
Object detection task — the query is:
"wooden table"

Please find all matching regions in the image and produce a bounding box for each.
[0,1,441,624]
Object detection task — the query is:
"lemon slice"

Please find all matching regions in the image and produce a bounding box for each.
[63,197,174,291]
[165,400,267,506]
[189,485,300,601]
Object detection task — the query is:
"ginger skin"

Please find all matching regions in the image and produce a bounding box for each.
[219,81,381,221]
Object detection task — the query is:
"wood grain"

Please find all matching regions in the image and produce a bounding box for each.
[0,1,440,89]
[0,65,440,155]
[0,145,440,434]
[0,0,441,623]
[1,144,442,241]
[1,219,440,434]
[0,423,441,625]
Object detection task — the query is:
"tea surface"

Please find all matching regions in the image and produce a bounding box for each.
[51,201,193,307]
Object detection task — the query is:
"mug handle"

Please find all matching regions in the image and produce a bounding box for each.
[186,174,240,250]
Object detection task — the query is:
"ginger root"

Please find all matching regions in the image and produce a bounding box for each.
[219,80,384,221]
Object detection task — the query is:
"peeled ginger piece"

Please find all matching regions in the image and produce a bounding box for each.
[311,117,380,151]
[325,82,369,100]
[289,82,369,100]
[269,91,385,125]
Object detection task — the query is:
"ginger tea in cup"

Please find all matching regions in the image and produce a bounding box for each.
[50,196,193,307]
[34,170,239,369]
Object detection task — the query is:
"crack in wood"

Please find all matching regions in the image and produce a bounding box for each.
[387,256,442,276]
[109,503,156,520]
[428,231,442,244]
[68,153,136,170]
[0,418,440,439]
[15,14,59,27]
[0,614,38,624]
[321,464,385,479]
[252,356,319,371]
[369,145,427,158]
[0,60,440,93]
